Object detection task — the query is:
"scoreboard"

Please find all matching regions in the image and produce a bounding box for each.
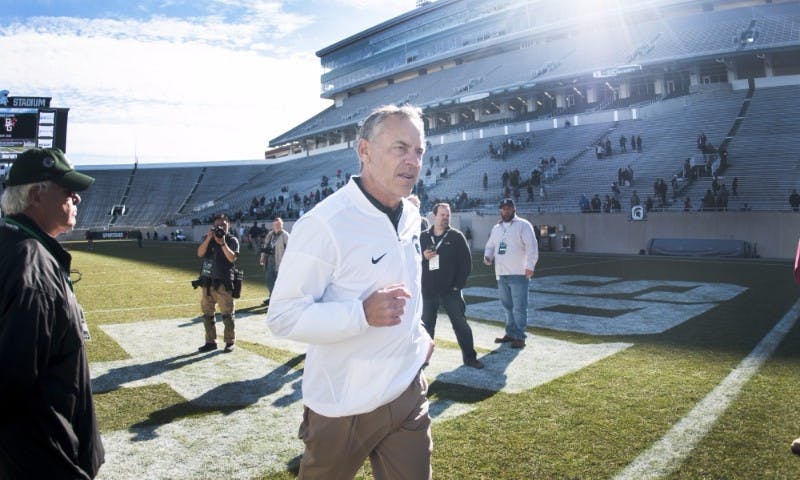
[0,93,69,161]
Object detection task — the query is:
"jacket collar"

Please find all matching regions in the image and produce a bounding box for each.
[351,176,404,231]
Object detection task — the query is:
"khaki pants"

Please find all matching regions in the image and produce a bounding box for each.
[297,370,432,480]
[200,284,235,344]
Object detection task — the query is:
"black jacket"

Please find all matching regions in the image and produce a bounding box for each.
[420,226,471,296]
[0,214,104,479]
[199,233,240,291]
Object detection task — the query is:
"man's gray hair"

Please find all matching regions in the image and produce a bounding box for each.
[357,104,424,142]
[0,181,49,215]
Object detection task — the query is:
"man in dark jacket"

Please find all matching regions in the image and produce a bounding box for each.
[421,202,483,369]
[0,148,104,479]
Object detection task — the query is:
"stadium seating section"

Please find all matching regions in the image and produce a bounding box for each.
[68,2,799,229]
[71,83,800,229]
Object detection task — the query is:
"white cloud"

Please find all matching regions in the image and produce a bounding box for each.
[0,1,420,164]
[0,8,328,164]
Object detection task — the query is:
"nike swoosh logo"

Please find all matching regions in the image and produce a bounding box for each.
[371,253,387,264]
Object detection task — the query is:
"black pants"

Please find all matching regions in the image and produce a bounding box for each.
[421,289,477,363]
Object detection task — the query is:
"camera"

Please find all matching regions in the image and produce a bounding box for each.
[213,225,226,239]
[263,245,276,256]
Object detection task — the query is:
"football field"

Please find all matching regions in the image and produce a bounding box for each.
[68,240,800,479]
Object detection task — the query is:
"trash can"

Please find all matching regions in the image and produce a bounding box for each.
[561,233,575,252]
[538,235,551,252]
[549,233,559,251]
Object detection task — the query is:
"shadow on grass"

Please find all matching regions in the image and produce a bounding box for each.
[128,354,305,441]
[92,351,214,393]
[428,344,522,413]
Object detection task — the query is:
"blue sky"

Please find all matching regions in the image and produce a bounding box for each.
[0,0,418,165]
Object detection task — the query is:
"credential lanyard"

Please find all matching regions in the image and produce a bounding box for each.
[432,230,450,252]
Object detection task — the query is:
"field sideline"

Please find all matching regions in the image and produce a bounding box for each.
[65,239,800,479]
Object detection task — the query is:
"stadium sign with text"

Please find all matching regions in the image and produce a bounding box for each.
[0,90,68,161]
[592,64,643,78]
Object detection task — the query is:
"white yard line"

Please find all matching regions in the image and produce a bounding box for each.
[613,299,800,480]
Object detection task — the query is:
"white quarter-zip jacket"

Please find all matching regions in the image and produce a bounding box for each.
[265,179,430,417]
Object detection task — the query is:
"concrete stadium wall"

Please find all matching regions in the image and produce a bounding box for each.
[454,211,799,260]
[67,211,799,260]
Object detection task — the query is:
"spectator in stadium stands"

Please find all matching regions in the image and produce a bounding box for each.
[790,189,800,212]
[630,190,641,208]
[0,148,105,478]
[655,178,668,206]
[483,198,539,349]
[605,138,612,157]
[732,177,739,196]
[684,196,693,212]
[483,172,488,189]
[579,194,591,213]
[421,202,483,369]
[636,135,642,152]
[259,217,289,307]
[697,132,707,150]
[196,213,240,353]
[719,145,728,169]
[596,143,604,159]
[265,105,434,479]
[717,184,729,211]
[611,196,621,213]
[645,195,654,213]
[671,175,680,199]
[702,189,716,211]
[619,135,627,152]
[591,194,602,212]
[603,195,612,213]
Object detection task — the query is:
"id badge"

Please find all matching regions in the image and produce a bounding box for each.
[79,307,91,341]
[429,255,440,270]
[498,241,507,255]
[201,258,213,277]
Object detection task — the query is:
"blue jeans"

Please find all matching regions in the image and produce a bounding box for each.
[264,257,278,299]
[497,275,530,340]
[422,289,477,363]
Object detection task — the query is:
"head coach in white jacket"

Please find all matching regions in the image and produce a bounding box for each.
[265,104,434,480]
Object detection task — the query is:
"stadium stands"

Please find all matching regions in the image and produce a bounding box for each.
[71,82,799,230]
[66,1,799,230]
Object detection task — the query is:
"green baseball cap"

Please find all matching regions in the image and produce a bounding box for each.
[6,148,95,191]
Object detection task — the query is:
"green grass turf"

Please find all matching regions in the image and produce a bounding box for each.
[66,240,800,479]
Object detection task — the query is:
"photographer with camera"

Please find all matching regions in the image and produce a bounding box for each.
[196,213,240,353]
[259,217,289,306]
